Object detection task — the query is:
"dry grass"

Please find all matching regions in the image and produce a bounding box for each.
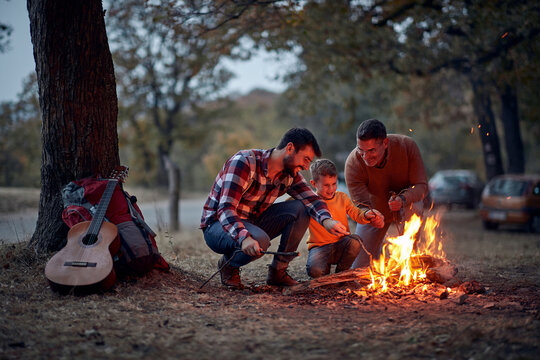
[1,205,540,359]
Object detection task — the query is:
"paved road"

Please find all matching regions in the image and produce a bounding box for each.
[0,198,206,243]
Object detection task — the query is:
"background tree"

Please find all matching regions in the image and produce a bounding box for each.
[201,89,289,178]
[269,0,538,179]
[0,73,41,186]
[28,0,119,252]
[106,0,241,231]
[382,0,537,178]
[0,20,12,53]
[194,0,537,180]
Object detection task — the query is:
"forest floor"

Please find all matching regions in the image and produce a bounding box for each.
[1,192,539,359]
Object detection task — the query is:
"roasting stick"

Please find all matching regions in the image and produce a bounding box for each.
[199,249,300,290]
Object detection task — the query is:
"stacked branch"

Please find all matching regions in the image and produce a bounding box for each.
[284,255,457,295]
[284,268,372,295]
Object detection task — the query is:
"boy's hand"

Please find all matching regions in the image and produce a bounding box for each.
[364,209,385,228]
[322,219,350,236]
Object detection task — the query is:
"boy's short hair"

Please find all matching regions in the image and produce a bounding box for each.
[309,159,337,182]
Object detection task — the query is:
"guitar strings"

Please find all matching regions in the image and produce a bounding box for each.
[73,178,119,264]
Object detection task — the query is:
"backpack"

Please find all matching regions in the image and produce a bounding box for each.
[61,170,169,277]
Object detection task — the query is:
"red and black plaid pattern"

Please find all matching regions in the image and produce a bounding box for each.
[201,148,331,243]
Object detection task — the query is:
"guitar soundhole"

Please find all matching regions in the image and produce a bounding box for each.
[82,233,99,246]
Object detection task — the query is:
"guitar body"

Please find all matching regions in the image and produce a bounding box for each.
[45,221,120,291]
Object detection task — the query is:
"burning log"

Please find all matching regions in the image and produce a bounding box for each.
[411,255,458,284]
[284,268,372,295]
[284,255,457,295]
[286,213,459,295]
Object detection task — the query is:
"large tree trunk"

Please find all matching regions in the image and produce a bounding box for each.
[469,75,504,181]
[28,0,119,252]
[499,83,524,174]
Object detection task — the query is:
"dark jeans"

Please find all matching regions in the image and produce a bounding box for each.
[306,235,362,278]
[203,200,309,270]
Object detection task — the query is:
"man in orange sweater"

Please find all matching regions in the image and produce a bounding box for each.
[345,119,428,268]
[306,159,384,278]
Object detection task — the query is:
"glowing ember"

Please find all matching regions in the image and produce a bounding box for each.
[362,213,446,294]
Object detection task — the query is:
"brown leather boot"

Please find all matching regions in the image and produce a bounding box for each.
[267,265,299,287]
[218,256,243,289]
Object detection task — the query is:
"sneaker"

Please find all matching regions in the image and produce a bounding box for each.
[267,266,299,287]
[218,256,243,289]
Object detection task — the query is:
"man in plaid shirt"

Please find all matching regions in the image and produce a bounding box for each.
[201,128,349,289]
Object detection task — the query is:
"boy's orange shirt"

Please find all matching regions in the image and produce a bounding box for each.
[307,191,369,250]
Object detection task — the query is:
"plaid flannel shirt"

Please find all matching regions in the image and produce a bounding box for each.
[201,148,332,244]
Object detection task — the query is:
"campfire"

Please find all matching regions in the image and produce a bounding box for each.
[286,211,460,299]
[362,213,447,295]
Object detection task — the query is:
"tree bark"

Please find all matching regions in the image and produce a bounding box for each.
[468,74,504,181]
[163,154,181,232]
[499,83,524,174]
[28,0,119,252]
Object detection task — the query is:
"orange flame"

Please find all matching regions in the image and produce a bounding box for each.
[367,213,445,293]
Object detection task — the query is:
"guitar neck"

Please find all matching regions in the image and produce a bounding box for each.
[86,179,118,237]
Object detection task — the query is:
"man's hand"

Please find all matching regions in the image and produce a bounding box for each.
[364,209,385,228]
[322,219,350,237]
[241,237,261,257]
[388,194,405,212]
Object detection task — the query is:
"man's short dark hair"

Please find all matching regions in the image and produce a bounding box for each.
[309,159,337,182]
[356,118,387,141]
[277,127,322,157]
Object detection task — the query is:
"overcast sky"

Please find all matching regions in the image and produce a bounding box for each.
[0,0,292,103]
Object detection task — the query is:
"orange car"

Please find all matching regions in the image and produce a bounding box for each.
[479,174,540,232]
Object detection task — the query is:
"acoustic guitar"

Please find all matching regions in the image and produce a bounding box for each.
[45,167,128,292]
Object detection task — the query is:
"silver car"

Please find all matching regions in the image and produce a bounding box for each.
[428,170,484,209]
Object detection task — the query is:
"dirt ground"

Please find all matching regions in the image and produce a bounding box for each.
[1,207,539,360]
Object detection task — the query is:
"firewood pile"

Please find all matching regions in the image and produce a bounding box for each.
[283,254,470,302]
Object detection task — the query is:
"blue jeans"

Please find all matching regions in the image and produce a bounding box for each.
[203,200,309,270]
[351,201,424,268]
[306,235,362,278]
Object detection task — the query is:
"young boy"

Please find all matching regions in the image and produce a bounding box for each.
[306,159,384,278]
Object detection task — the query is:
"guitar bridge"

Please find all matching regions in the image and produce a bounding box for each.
[64,261,97,267]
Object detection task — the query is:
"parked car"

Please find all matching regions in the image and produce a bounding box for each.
[428,170,484,209]
[479,174,540,232]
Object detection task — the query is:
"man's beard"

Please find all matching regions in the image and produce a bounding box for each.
[282,154,297,177]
